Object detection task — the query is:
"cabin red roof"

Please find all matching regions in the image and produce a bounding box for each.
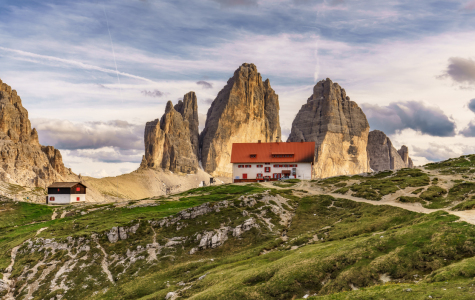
[230,142,315,164]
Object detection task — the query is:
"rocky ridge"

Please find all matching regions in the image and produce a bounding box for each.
[199,63,281,177]
[0,79,76,188]
[287,78,370,178]
[2,191,291,299]
[140,92,200,174]
[367,130,413,172]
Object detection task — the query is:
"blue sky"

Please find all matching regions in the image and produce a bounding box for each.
[1,0,475,177]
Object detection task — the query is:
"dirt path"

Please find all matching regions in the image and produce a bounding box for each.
[260,181,475,225]
[51,209,57,220]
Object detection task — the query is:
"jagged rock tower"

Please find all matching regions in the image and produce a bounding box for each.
[140,92,200,173]
[200,63,281,177]
[0,78,71,187]
[366,130,413,171]
[287,78,370,178]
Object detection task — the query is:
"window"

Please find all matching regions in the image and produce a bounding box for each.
[242,174,247,179]
[250,154,256,158]
[77,197,80,201]
[274,164,278,167]
[284,165,288,168]
[245,165,251,168]
[257,173,263,178]
[257,165,263,168]
[265,167,271,173]
[76,187,80,192]
[279,165,283,167]
[273,173,282,179]
[295,164,298,167]
[50,197,55,201]
[265,163,270,165]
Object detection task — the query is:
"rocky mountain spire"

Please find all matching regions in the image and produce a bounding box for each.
[397,145,414,168]
[0,78,70,187]
[367,130,407,171]
[199,63,281,177]
[287,78,370,178]
[140,92,200,173]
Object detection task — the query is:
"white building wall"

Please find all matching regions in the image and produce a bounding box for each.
[232,163,312,181]
[48,194,70,205]
[70,194,86,203]
[48,194,86,205]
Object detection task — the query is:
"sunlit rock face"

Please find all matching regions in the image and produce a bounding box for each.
[367,130,413,172]
[0,78,71,187]
[140,92,200,174]
[200,63,281,177]
[288,78,370,178]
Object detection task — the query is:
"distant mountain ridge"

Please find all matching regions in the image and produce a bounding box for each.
[141,64,412,179]
[0,78,76,188]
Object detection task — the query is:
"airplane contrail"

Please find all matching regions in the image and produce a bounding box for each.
[0,46,154,83]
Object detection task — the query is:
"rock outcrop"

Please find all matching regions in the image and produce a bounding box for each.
[140,92,200,174]
[287,78,370,178]
[200,63,281,177]
[0,78,72,187]
[367,130,413,172]
[398,145,414,168]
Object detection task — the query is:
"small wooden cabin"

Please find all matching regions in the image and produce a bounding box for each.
[47,182,87,205]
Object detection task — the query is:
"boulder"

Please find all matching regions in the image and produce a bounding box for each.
[287,78,370,178]
[200,63,281,177]
[107,227,119,243]
[140,92,200,174]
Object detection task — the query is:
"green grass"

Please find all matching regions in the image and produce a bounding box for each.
[0,201,52,229]
[350,169,429,200]
[397,196,425,204]
[411,188,424,195]
[451,196,475,211]
[6,172,475,300]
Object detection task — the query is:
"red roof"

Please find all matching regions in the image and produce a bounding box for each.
[231,142,315,164]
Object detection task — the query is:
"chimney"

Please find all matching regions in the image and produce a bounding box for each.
[258,140,261,143]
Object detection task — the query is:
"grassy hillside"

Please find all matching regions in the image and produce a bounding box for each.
[2,155,475,299]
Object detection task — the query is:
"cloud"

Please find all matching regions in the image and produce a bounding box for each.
[95,84,110,89]
[196,80,213,89]
[468,98,475,113]
[198,113,207,132]
[361,101,456,137]
[201,98,214,105]
[329,0,345,6]
[66,147,143,164]
[32,119,144,151]
[440,57,475,85]
[460,122,475,137]
[0,46,154,83]
[212,0,258,8]
[413,143,459,162]
[465,0,475,10]
[141,89,164,97]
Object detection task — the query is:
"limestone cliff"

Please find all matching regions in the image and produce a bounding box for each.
[140,92,199,173]
[0,78,71,187]
[397,145,414,169]
[367,130,413,171]
[200,63,281,177]
[287,78,369,178]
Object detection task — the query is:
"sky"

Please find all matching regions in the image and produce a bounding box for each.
[1,0,475,177]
